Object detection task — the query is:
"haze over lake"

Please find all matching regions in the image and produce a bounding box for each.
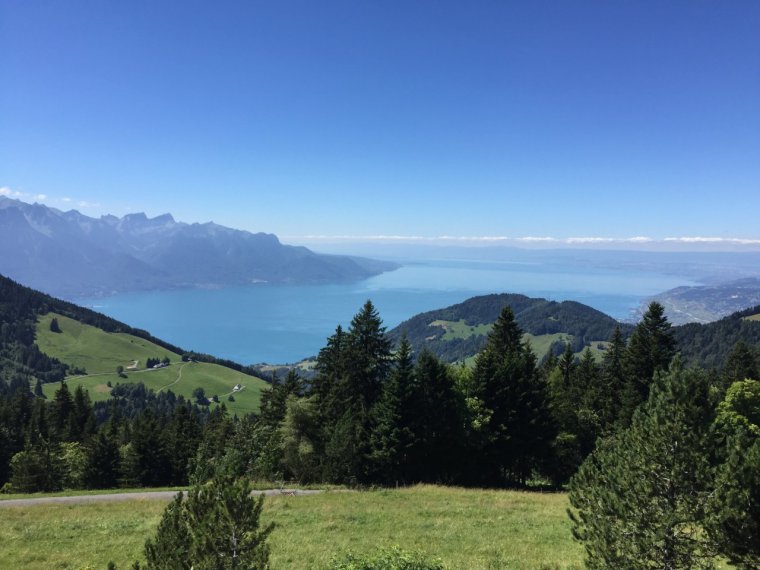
[78,255,698,365]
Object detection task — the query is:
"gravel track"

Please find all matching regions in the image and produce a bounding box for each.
[0,489,322,508]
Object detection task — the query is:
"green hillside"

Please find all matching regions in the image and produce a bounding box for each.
[389,293,631,363]
[37,313,268,415]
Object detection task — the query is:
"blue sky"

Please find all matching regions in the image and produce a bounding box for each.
[1,1,759,246]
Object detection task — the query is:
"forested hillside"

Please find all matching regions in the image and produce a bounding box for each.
[388,293,633,363]
[673,305,760,370]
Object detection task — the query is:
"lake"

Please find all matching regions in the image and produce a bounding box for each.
[77,257,697,365]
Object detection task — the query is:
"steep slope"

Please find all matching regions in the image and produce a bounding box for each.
[0,197,397,297]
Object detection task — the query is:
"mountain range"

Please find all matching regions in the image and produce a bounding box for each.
[0,197,397,298]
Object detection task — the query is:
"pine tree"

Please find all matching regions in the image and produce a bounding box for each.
[315,301,393,484]
[722,341,759,389]
[368,337,415,484]
[707,379,760,568]
[83,429,121,488]
[470,306,555,485]
[144,476,273,570]
[569,363,716,569]
[50,381,74,441]
[406,350,465,483]
[70,385,96,442]
[620,302,676,425]
[144,492,192,570]
[601,325,626,428]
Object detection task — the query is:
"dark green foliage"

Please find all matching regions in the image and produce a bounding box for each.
[121,410,170,487]
[145,476,273,570]
[314,301,393,484]
[83,429,121,488]
[164,404,203,485]
[9,441,64,492]
[674,304,760,370]
[187,477,273,570]
[49,317,61,333]
[547,346,608,484]
[279,395,321,482]
[192,386,208,405]
[470,306,555,485]
[721,340,759,389]
[706,379,760,568]
[708,428,760,569]
[569,365,716,569]
[144,492,192,570]
[620,301,676,425]
[368,338,415,484]
[404,350,465,483]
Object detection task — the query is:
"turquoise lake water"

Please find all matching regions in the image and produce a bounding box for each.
[78,258,696,364]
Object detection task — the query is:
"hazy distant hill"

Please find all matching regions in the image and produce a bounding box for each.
[636,277,760,325]
[388,293,633,363]
[0,197,397,298]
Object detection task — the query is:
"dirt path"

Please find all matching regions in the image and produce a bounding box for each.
[156,362,189,393]
[0,489,322,508]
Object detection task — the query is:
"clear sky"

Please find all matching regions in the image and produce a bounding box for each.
[1,1,759,246]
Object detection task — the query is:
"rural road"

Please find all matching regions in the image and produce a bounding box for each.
[0,489,322,508]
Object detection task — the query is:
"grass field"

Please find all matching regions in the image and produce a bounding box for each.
[0,485,584,570]
[430,319,493,341]
[36,313,269,416]
[743,313,760,322]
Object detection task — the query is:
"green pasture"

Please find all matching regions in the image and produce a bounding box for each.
[0,485,583,570]
[430,319,493,341]
[36,313,268,415]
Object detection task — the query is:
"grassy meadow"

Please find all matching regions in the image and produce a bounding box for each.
[0,485,583,570]
[36,313,270,416]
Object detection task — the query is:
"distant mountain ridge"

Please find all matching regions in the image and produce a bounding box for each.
[0,197,397,298]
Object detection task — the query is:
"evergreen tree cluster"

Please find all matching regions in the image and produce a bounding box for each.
[0,378,217,491]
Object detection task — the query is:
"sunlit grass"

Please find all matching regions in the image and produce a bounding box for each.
[36,312,268,415]
[0,485,583,569]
